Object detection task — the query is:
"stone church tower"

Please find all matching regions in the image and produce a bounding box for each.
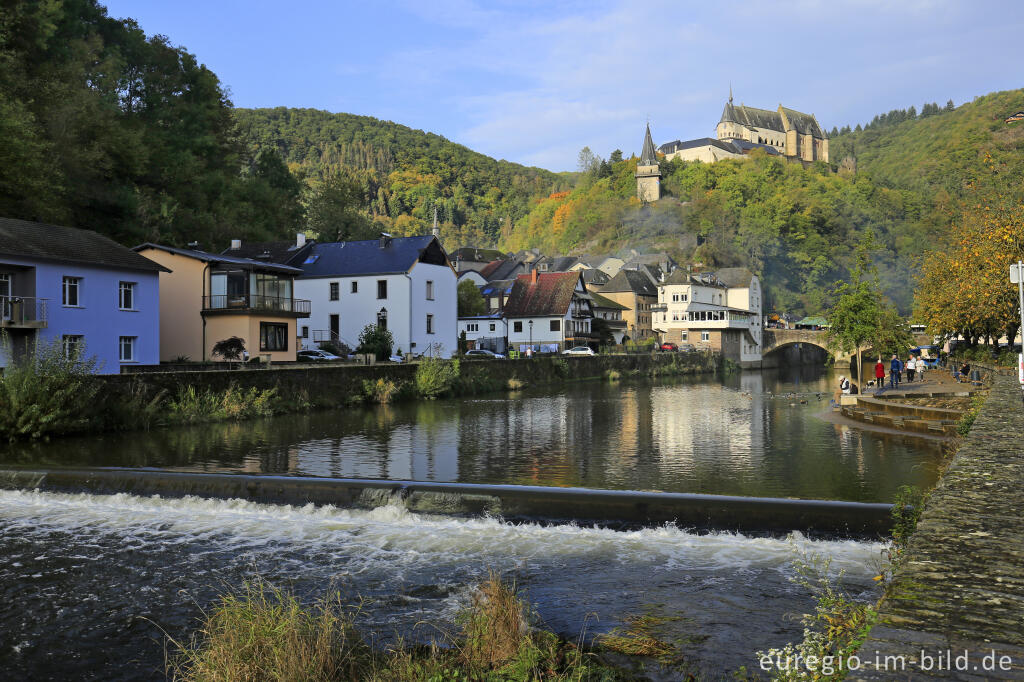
[635,123,661,202]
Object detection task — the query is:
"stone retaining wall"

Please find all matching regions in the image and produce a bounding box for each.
[850,374,1024,679]
[97,352,718,408]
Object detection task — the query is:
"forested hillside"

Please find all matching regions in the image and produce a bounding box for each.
[234,108,569,247]
[502,152,939,315]
[829,89,1024,199]
[0,0,306,248]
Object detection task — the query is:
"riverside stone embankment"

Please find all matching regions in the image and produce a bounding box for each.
[851,374,1024,680]
[98,352,718,407]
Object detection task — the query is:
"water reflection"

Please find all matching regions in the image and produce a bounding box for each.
[0,367,945,502]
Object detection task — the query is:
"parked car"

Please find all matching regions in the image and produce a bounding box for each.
[678,343,696,353]
[563,346,595,356]
[659,342,678,352]
[296,349,342,362]
[465,349,506,359]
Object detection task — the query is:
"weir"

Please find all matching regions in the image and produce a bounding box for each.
[0,467,894,537]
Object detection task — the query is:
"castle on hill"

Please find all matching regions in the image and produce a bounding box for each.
[636,90,829,201]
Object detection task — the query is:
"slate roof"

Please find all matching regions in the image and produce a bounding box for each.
[453,247,505,263]
[222,240,314,265]
[659,137,780,157]
[660,269,727,288]
[134,243,300,274]
[581,268,610,286]
[479,258,526,281]
[601,269,658,297]
[295,235,449,278]
[718,101,826,139]
[639,124,659,166]
[541,256,580,272]
[503,272,581,318]
[480,279,514,297]
[590,292,628,310]
[0,217,170,273]
[714,267,756,288]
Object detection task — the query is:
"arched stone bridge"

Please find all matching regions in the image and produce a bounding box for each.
[762,328,857,366]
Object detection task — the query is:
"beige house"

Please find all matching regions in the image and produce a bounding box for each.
[653,267,763,367]
[597,269,659,342]
[716,93,828,163]
[134,244,310,362]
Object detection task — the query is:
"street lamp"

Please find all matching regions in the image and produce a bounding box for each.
[528,319,533,354]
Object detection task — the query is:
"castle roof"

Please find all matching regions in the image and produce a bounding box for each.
[639,123,659,166]
[718,101,827,139]
[658,137,780,157]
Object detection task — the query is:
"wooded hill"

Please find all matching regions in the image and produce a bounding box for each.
[234,108,569,247]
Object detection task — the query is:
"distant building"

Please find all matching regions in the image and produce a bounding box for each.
[1,217,167,373]
[590,292,629,344]
[635,123,662,202]
[294,234,457,358]
[599,269,659,342]
[451,247,506,274]
[502,270,595,353]
[653,267,763,367]
[135,242,308,363]
[659,90,828,165]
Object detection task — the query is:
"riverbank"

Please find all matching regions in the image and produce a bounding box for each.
[850,373,1024,680]
[0,351,718,441]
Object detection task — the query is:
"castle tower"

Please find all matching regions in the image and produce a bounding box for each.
[635,123,661,202]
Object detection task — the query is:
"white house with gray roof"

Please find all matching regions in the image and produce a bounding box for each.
[294,234,457,358]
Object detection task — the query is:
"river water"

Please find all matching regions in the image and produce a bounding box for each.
[0,367,942,679]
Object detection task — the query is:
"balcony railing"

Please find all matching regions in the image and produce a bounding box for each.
[650,303,668,312]
[0,295,48,328]
[202,294,311,316]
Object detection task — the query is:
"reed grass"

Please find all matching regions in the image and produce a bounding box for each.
[171,574,628,681]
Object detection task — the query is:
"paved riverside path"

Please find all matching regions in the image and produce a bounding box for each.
[850,374,1024,680]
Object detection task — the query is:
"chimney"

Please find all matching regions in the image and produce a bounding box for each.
[531,268,538,284]
[229,239,241,250]
[379,232,392,249]
[296,233,306,247]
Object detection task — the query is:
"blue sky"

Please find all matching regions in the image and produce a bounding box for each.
[102,0,1024,172]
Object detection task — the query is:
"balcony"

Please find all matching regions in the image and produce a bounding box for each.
[201,294,311,317]
[0,296,48,329]
[650,303,668,312]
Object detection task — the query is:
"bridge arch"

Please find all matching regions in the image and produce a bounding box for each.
[762,329,856,368]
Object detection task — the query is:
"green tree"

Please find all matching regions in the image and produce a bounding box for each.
[212,337,246,361]
[356,323,394,361]
[306,169,377,241]
[457,279,487,316]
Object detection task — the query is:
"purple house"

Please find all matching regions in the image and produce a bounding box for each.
[0,218,168,373]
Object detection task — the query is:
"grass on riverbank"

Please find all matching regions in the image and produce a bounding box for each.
[170,575,628,681]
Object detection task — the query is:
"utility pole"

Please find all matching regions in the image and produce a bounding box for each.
[1011,262,1024,391]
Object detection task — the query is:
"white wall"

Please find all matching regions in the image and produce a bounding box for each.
[506,316,565,348]
[297,263,456,358]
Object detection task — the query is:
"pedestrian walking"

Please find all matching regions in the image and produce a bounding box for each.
[917,355,926,382]
[889,354,900,390]
[906,356,916,382]
[874,358,886,394]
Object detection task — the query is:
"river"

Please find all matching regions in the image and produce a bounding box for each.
[0,366,942,679]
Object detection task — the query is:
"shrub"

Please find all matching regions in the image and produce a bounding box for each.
[605,369,621,382]
[507,376,526,390]
[552,357,570,378]
[415,357,459,399]
[356,324,393,361]
[362,378,399,404]
[0,335,101,440]
[211,336,246,361]
[166,385,281,423]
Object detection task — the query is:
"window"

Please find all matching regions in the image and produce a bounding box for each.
[119,336,136,362]
[489,323,495,332]
[426,314,434,334]
[377,280,387,299]
[260,322,288,352]
[351,281,358,294]
[62,335,83,360]
[426,280,434,300]
[301,326,309,338]
[0,273,9,298]
[329,282,339,301]
[467,323,478,332]
[119,282,135,310]
[62,277,81,306]
[701,331,710,342]
[549,319,560,332]
[513,321,523,333]
[681,331,688,341]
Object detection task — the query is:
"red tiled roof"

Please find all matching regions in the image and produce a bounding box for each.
[503,271,580,317]
[478,259,503,280]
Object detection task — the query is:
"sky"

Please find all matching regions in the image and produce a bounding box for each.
[101,0,1024,172]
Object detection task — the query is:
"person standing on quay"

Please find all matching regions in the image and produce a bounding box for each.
[906,355,916,382]
[875,358,886,394]
[890,354,900,389]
